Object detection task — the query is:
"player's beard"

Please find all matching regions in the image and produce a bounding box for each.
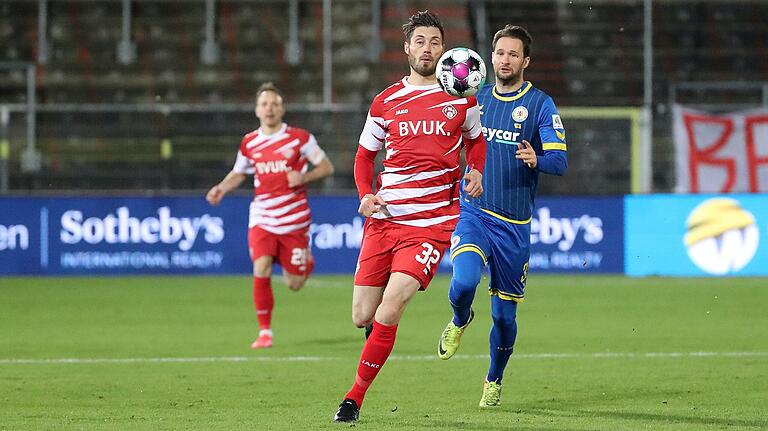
[409,54,437,77]
[494,68,522,87]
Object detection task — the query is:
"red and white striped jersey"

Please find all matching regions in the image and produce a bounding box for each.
[359,78,484,231]
[233,123,326,234]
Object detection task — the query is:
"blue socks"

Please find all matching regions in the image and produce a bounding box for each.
[448,251,484,327]
[448,250,518,384]
[487,296,518,384]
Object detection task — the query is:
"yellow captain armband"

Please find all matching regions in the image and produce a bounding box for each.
[542,142,567,151]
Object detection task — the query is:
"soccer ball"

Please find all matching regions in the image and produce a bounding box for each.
[436,47,487,98]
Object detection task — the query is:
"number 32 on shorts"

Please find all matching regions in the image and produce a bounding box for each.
[415,242,441,275]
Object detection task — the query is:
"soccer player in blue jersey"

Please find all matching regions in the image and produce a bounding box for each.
[437,24,567,408]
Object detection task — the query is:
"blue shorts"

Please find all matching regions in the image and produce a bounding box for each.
[450,204,530,302]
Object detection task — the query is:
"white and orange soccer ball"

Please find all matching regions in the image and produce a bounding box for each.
[436,47,486,98]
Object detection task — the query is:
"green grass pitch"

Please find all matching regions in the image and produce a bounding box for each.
[1,275,767,430]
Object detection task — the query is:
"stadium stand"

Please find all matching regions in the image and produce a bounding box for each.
[484,0,568,102]
[3,1,768,105]
[378,1,474,85]
[0,0,766,192]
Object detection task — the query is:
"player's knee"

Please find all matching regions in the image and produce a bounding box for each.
[451,253,483,291]
[491,309,518,331]
[285,276,306,292]
[351,309,373,328]
[252,259,272,277]
[452,271,481,293]
[449,270,481,308]
[374,300,405,326]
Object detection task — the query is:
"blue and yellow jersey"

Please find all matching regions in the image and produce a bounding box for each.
[462,81,567,222]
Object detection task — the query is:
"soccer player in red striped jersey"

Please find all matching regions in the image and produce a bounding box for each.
[333,11,486,423]
[206,83,334,349]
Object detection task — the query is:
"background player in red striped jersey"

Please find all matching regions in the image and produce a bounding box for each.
[206,83,334,349]
[332,11,486,423]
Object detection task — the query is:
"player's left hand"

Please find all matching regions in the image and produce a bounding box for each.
[516,140,537,169]
[463,169,483,198]
[286,170,305,187]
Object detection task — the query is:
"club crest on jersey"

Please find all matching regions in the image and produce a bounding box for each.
[278,149,295,159]
[512,106,528,122]
[442,105,458,120]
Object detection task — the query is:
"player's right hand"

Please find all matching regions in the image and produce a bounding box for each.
[358,194,386,217]
[206,185,225,206]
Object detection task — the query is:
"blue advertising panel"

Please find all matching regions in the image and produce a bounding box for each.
[625,194,768,276]
[0,199,42,274]
[306,196,364,274]
[528,197,624,273]
[0,195,367,276]
[437,196,624,273]
[1,196,249,275]
[1,195,623,276]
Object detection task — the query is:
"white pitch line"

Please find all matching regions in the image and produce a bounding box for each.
[1,351,767,365]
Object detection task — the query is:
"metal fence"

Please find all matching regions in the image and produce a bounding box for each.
[0,101,645,195]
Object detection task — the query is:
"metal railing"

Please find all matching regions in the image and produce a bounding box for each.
[0,102,367,193]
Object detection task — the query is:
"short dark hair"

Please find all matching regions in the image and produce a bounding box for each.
[402,10,444,43]
[492,25,532,57]
[256,82,282,101]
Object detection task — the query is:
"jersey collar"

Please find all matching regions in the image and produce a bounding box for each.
[402,77,439,90]
[492,81,532,101]
[258,122,287,137]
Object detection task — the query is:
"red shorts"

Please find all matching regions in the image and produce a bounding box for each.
[248,226,313,276]
[354,219,451,290]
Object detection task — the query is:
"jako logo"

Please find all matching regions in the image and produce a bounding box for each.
[684,198,759,275]
[361,360,381,369]
[530,207,603,251]
[60,207,224,251]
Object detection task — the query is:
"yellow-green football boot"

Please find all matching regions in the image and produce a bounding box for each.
[478,380,502,408]
[437,309,474,359]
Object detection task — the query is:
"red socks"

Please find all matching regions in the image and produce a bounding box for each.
[252,277,273,330]
[345,320,398,407]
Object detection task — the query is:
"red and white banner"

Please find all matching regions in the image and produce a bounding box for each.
[674,105,768,193]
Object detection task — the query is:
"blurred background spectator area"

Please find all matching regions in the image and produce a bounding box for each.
[1,0,767,193]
